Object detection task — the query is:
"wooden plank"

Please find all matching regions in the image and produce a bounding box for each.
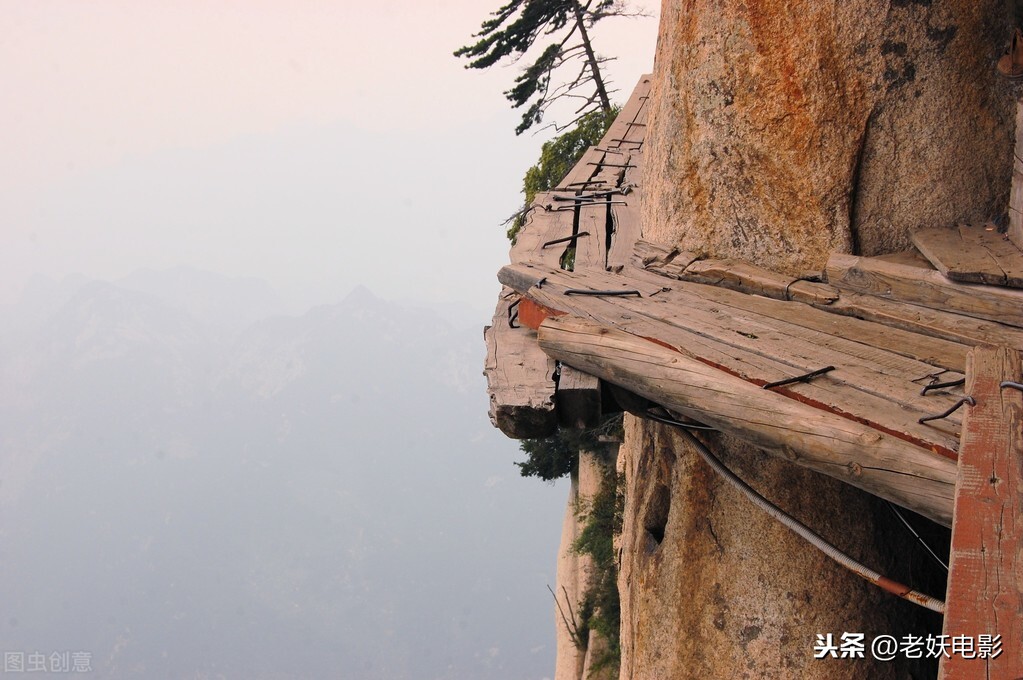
[939,346,1023,680]
[683,258,839,304]
[483,288,558,439]
[598,74,652,151]
[1008,100,1023,251]
[826,252,1023,329]
[631,238,701,278]
[628,263,969,372]
[500,263,963,457]
[607,191,643,271]
[537,314,956,526]
[510,192,580,270]
[522,263,969,435]
[556,365,602,430]
[912,223,1023,288]
[575,202,610,271]
[817,289,1023,350]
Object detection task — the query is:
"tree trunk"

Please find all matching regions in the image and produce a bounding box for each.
[573,1,612,112]
[619,2,1013,677]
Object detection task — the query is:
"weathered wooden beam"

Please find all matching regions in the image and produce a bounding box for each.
[683,258,839,305]
[1008,100,1023,252]
[537,314,956,526]
[510,192,578,269]
[633,254,968,372]
[939,346,1023,680]
[815,288,1023,350]
[632,239,838,304]
[631,239,701,278]
[556,365,602,430]
[501,262,964,457]
[911,223,1023,288]
[484,289,557,439]
[826,252,1023,329]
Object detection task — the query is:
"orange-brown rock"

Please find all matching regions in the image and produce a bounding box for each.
[620,1,1011,677]
[643,1,1013,275]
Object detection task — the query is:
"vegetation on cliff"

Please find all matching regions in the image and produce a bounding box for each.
[506,106,618,242]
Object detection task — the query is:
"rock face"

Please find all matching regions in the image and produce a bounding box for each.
[617,423,938,678]
[555,451,616,680]
[619,1,1014,677]
[642,1,1013,275]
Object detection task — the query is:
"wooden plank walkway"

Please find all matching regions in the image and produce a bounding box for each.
[484,75,654,439]
[939,347,1023,679]
[484,71,1023,651]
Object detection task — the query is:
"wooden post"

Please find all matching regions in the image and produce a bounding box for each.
[1009,100,1023,252]
[939,346,1023,680]
[556,365,602,430]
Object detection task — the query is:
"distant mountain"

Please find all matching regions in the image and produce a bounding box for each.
[0,273,564,680]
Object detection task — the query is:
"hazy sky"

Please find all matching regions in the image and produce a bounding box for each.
[1,1,659,313]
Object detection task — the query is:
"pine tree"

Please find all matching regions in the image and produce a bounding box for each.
[454,0,637,135]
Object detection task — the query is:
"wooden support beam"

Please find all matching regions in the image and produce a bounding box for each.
[1008,100,1023,252]
[501,262,966,456]
[826,253,1023,329]
[683,258,839,305]
[631,239,838,304]
[815,289,1023,350]
[556,366,602,430]
[537,314,956,526]
[631,239,701,278]
[912,224,1023,288]
[939,346,1023,680]
[483,289,558,439]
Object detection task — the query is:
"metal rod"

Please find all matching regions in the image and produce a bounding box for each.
[1000,380,1023,392]
[551,192,616,202]
[564,289,641,297]
[551,201,627,211]
[643,408,716,431]
[763,366,836,390]
[507,299,520,329]
[542,232,589,248]
[920,377,966,395]
[918,396,975,424]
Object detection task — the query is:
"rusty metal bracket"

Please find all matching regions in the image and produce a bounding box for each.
[920,377,966,395]
[542,232,589,249]
[918,396,975,425]
[763,366,835,390]
[564,289,641,297]
[507,299,520,329]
